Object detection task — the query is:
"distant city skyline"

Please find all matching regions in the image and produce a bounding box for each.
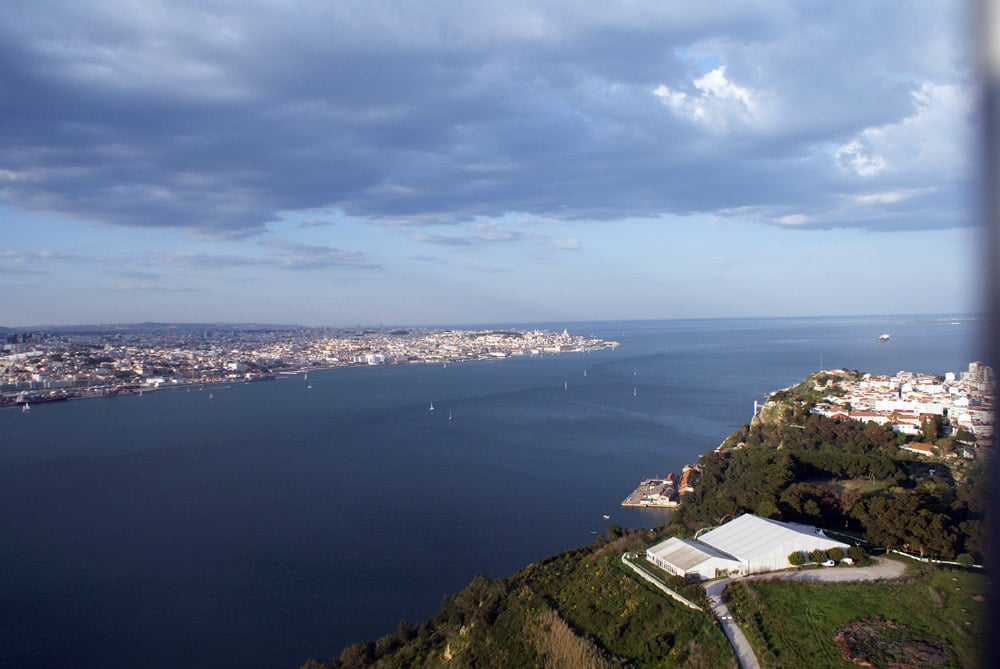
[0,1,984,327]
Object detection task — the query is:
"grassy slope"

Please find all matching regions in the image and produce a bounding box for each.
[725,563,985,669]
[306,534,736,668]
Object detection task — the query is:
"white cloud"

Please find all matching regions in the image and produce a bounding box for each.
[547,238,581,250]
[853,189,927,205]
[775,214,809,226]
[835,82,972,179]
[653,66,759,132]
[835,136,887,177]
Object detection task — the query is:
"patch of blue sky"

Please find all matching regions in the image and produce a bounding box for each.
[672,47,724,73]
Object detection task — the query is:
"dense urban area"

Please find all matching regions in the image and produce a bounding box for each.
[0,324,617,406]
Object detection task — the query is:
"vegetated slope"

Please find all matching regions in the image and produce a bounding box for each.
[725,567,985,669]
[302,534,735,669]
[671,371,986,563]
[303,370,987,668]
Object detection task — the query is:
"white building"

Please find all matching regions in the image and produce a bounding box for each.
[646,514,850,579]
[646,537,741,580]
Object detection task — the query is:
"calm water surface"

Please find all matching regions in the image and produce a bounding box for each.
[0,316,984,667]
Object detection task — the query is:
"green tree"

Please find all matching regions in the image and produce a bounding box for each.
[921,415,948,442]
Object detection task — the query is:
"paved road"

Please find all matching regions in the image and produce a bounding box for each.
[704,579,760,669]
[702,558,906,669]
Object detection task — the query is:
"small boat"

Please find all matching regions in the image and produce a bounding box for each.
[208,392,214,400]
[877,333,891,342]
[583,369,587,377]
[21,402,30,412]
[429,401,435,411]
[602,514,611,520]
[307,383,312,389]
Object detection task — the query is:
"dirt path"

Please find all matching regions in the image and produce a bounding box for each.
[755,557,907,584]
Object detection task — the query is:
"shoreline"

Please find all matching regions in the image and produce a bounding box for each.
[2,345,613,410]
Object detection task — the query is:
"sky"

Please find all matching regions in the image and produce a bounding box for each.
[0,0,986,327]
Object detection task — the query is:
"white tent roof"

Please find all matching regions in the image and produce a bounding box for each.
[647,536,738,571]
[698,513,843,561]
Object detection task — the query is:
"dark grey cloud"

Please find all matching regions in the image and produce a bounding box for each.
[0,1,973,236]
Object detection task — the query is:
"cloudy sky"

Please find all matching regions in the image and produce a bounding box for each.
[0,1,984,327]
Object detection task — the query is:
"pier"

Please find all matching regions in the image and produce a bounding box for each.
[620,478,679,508]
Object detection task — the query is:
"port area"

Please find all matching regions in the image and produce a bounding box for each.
[620,479,679,508]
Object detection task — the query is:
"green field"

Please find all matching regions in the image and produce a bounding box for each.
[724,561,984,669]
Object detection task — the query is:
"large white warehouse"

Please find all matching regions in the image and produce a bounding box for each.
[646,513,850,579]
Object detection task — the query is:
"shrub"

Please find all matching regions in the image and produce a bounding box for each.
[788,551,806,566]
[848,545,866,561]
[809,549,827,563]
[956,553,975,568]
[826,547,844,561]
[681,583,709,608]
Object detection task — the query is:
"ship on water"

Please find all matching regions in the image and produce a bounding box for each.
[877,333,891,342]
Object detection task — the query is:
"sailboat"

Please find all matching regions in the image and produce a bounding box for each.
[564,381,568,390]
[633,387,637,397]
[448,409,453,421]
[583,369,587,377]
[21,402,30,412]
[429,401,435,411]
[208,392,214,400]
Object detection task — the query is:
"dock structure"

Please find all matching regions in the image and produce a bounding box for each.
[621,465,702,508]
[621,477,679,508]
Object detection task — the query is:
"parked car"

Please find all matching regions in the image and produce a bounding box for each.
[822,559,836,567]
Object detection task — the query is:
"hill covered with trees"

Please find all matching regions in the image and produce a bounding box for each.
[670,371,986,563]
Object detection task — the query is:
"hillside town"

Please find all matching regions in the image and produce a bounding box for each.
[809,362,994,450]
[0,325,617,406]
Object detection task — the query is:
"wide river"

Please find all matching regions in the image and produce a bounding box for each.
[0,315,985,667]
